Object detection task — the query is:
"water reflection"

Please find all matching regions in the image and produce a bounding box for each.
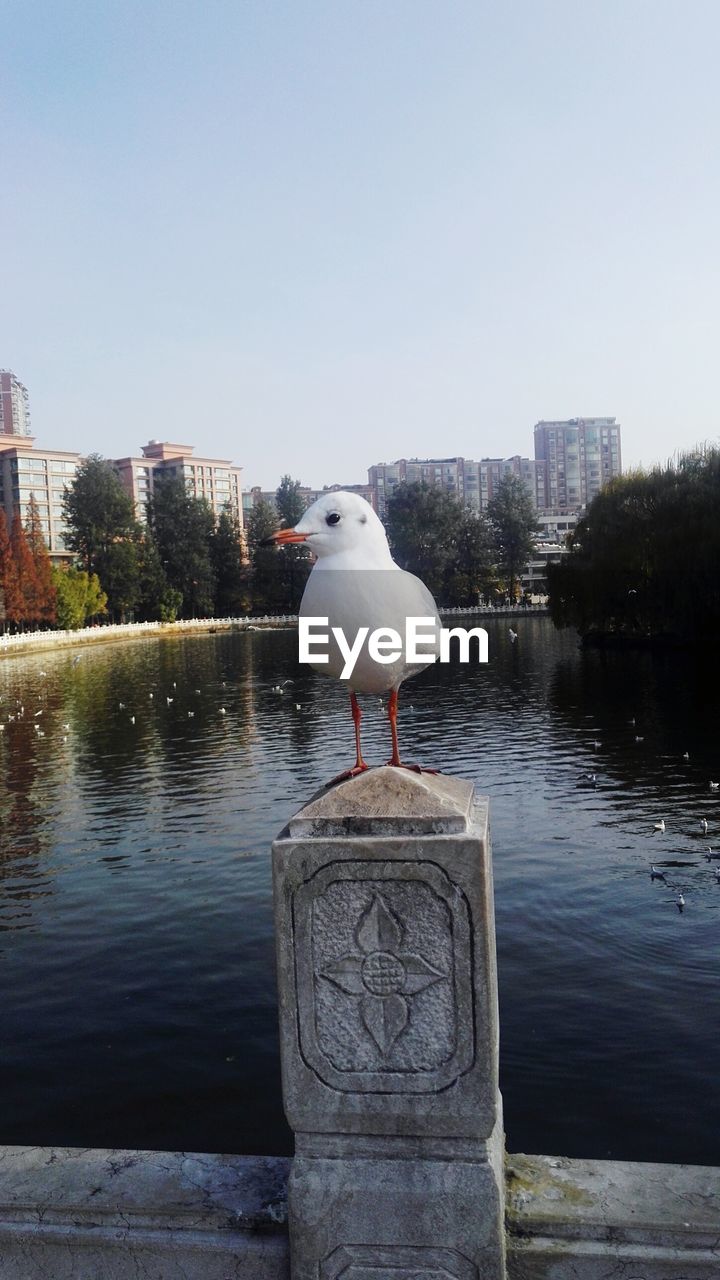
[0,621,719,1165]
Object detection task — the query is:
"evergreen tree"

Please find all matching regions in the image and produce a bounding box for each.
[386,482,463,600]
[62,454,142,619]
[147,475,216,617]
[245,498,282,613]
[210,506,248,617]
[25,495,57,626]
[447,508,497,606]
[10,512,40,629]
[486,475,540,601]
[0,510,22,631]
[275,475,311,611]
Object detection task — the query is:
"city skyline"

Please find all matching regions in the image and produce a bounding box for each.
[3,3,720,487]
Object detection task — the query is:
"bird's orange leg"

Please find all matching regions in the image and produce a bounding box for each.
[385,688,437,774]
[328,691,371,785]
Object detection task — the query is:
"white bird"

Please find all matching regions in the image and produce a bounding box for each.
[34,710,43,718]
[650,865,666,881]
[118,702,125,710]
[62,723,70,731]
[166,696,173,705]
[683,751,690,760]
[268,491,441,774]
[508,628,518,643]
[586,773,597,785]
[71,655,81,666]
[701,818,709,835]
[654,820,665,832]
[295,703,301,711]
[0,724,4,732]
[188,711,195,718]
[705,847,720,860]
[219,707,226,715]
[710,781,719,791]
[149,693,154,700]
[129,715,135,725]
[677,892,685,911]
[715,867,720,882]
[635,735,644,743]
[592,740,601,749]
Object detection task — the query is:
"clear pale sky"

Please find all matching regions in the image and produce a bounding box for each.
[2,1,719,488]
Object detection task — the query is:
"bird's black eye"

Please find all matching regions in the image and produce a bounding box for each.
[326,513,341,526]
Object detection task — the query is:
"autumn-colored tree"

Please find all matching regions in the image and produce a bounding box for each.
[0,509,23,630]
[10,512,40,629]
[25,495,57,626]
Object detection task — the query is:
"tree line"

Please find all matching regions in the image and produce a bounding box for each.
[245,474,540,610]
[547,446,720,645]
[0,461,541,633]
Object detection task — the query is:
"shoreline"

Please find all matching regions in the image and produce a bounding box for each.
[0,605,550,662]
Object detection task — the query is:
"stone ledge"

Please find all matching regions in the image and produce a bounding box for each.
[0,1146,290,1280]
[507,1152,720,1278]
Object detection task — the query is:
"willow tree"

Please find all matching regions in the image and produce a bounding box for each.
[548,448,720,643]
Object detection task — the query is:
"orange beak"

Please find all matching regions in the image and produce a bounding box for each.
[263,527,309,546]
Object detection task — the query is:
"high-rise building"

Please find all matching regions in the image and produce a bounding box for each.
[0,370,31,437]
[533,418,622,511]
[114,440,244,532]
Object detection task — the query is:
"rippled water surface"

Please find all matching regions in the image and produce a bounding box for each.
[1,619,719,1164]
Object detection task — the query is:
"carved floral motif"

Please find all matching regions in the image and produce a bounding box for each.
[319,893,447,1054]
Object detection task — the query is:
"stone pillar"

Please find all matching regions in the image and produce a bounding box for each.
[272,767,506,1280]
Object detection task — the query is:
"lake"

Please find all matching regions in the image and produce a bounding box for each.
[1,616,719,1165]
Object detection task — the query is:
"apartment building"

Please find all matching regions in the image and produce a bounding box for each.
[0,436,80,560]
[242,482,375,521]
[533,418,622,511]
[368,456,546,518]
[115,440,244,531]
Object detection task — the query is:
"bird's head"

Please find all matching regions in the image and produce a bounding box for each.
[265,492,391,563]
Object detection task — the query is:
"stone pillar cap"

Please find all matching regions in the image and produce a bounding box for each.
[287,767,475,838]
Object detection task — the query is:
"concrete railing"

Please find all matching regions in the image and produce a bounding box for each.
[1,769,717,1278]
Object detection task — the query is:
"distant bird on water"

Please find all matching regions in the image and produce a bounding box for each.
[508,628,518,643]
[677,893,685,912]
[650,865,666,881]
[701,818,709,835]
[267,491,441,775]
[710,781,719,791]
[654,819,666,832]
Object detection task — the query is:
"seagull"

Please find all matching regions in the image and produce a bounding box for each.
[34,710,43,718]
[586,773,597,785]
[635,735,644,743]
[118,702,125,710]
[166,696,173,705]
[149,693,154,700]
[710,781,719,791]
[705,847,720,860]
[508,628,518,643]
[715,867,720,882]
[654,819,665,832]
[650,865,666,881]
[683,751,690,760]
[129,715,135,725]
[592,740,601,749]
[701,818,709,835]
[219,707,226,715]
[267,491,441,775]
[677,892,685,911]
[188,711,195,718]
